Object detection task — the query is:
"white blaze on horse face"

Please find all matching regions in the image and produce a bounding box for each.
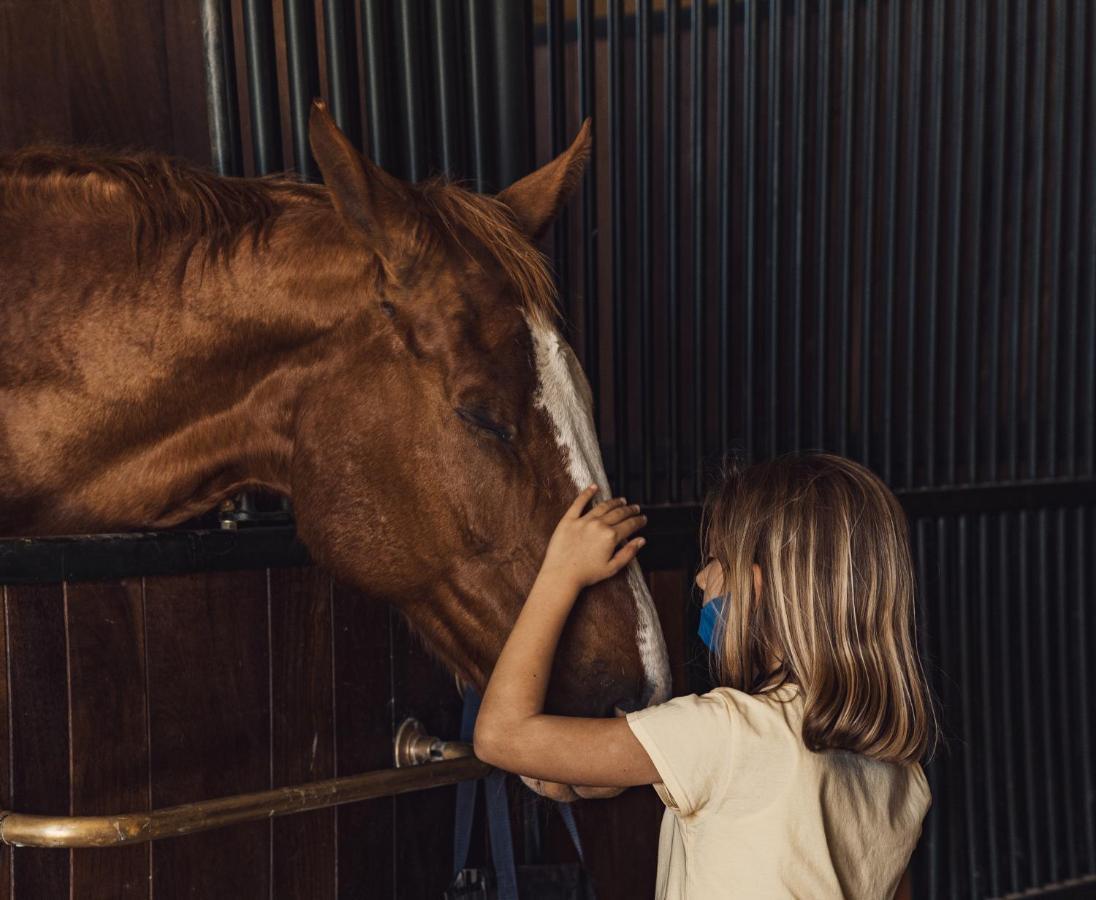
[526,316,671,707]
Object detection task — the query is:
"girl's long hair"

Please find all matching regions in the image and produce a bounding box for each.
[702,453,937,764]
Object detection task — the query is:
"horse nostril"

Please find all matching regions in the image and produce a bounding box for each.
[612,695,646,716]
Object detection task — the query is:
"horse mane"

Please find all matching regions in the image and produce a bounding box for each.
[0,145,559,327]
[0,145,326,260]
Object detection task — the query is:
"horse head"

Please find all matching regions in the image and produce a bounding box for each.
[293,105,670,752]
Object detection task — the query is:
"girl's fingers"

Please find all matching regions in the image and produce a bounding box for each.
[608,537,646,573]
[601,503,641,526]
[566,484,600,518]
[612,514,647,542]
[590,496,627,518]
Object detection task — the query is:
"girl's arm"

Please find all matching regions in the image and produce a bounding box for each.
[474,485,661,788]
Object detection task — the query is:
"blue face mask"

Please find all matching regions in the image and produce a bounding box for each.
[698,595,728,652]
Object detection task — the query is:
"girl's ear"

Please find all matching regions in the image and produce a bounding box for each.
[496,119,592,240]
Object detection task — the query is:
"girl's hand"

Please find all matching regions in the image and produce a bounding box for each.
[539,485,647,592]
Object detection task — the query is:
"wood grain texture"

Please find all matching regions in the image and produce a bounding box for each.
[144,571,270,900]
[332,582,393,899]
[66,579,150,899]
[270,567,335,900]
[5,584,70,896]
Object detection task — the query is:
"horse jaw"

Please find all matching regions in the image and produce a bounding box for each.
[526,315,672,708]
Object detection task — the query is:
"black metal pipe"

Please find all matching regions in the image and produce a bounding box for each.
[977,513,1001,897]
[986,0,1007,484]
[966,0,987,484]
[200,0,242,177]
[323,0,361,147]
[1077,508,1096,870]
[923,0,944,486]
[1000,512,1021,892]
[957,515,978,898]
[768,0,783,458]
[1087,7,1096,475]
[859,0,877,469]
[577,0,599,408]
[1017,511,1040,885]
[492,0,530,190]
[718,0,735,458]
[904,0,924,488]
[1055,507,1076,875]
[546,0,568,323]
[837,0,854,458]
[429,0,463,178]
[637,0,653,499]
[609,0,626,492]
[464,0,493,192]
[283,0,320,181]
[880,0,900,483]
[690,0,706,498]
[395,0,425,182]
[360,0,392,169]
[665,0,680,502]
[815,0,832,451]
[241,0,283,174]
[1037,509,1058,881]
[1026,2,1048,481]
[742,0,758,457]
[1063,3,1086,478]
[791,0,805,454]
[1045,2,1066,479]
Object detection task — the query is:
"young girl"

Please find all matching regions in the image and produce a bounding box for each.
[475,453,933,899]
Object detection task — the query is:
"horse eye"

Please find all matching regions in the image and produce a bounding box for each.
[456,407,514,443]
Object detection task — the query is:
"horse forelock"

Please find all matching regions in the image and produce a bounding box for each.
[525,316,672,707]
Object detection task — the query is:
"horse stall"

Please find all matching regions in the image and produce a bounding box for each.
[2,1,1095,899]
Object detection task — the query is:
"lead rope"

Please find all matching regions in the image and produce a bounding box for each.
[450,689,586,899]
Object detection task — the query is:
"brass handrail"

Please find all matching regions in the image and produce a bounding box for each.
[0,721,486,849]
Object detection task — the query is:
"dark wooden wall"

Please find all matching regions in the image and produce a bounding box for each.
[0,565,692,899]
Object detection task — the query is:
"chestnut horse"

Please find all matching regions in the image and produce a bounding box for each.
[0,102,669,799]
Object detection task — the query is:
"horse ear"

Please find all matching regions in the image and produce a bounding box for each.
[496,118,592,241]
[309,99,404,239]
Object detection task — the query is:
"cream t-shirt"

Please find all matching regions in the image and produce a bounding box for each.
[626,684,930,899]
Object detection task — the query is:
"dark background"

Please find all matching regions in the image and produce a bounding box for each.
[2,1,1095,898]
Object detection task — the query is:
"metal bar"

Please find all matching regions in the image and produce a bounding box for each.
[492,0,530,189]
[879,0,899,483]
[718,0,734,458]
[1044,1,1067,479]
[836,0,854,458]
[546,0,569,321]
[957,515,977,895]
[790,0,804,454]
[1086,6,1096,474]
[986,0,1008,484]
[977,513,1000,897]
[767,0,782,458]
[1018,510,1040,885]
[814,0,831,451]
[917,517,939,897]
[577,0,600,406]
[637,0,653,499]
[945,0,968,485]
[0,750,485,849]
[241,0,283,174]
[1056,507,1076,875]
[609,0,626,492]
[690,0,706,498]
[1026,2,1048,481]
[936,515,958,897]
[200,0,242,177]
[1037,509,1058,881]
[429,0,463,177]
[665,0,680,501]
[323,0,361,146]
[1063,2,1086,477]
[742,0,758,458]
[904,0,923,488]
[859,0,876,468]
[395,0,425,182]
[465,0,493,191]
[360,0,392,170]
[283,0,321,181]
[966,0,987,484]
[1000,511,1021,892]
[1078,508,1096,870]
[1007,0,1029,482]
[923,0,944,485]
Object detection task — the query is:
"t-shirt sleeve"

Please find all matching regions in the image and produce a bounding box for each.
[626,691,734,817]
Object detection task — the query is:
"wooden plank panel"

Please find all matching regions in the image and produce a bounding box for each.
[66,579,150,900]
[145,571,270,900]
[332,583,393,899]
[6,584,70,897]
[270,568,335,900]
[159,0,213,164]
[390,613,464,898]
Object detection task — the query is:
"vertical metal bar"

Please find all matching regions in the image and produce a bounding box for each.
[977,514,1000,897]
[936,515,958,898]
[395,0,425,182]
[1006,0,1029,482]
[360,0,392,170]
[1018,511,1041,886]
[879,0,899,483]
[923,0,945,485]
[742,0,758,457]
[790,0,805,454]
[718,0,734,458]
[966,0,987,484]
[1056,508,1077,876]
[577,0,600,410]
[1078,508,1096,870]
[958,516,978,898]
[241,0,283,174]
[492,0,530,189]
[690,0,706,498]
[986,0,1008,483]
[200,0,242,177]
[429,0,463,177]
[904,0,924,488]
[858,0,877,469]
[837,0,854,458]
[945,0,967,485]
[1086,7,1096,474]
[464,0,493,191]
[1000,512,1021,892]
[814,0,831,451]
[1063,2,1086,477]
[546,0,569,311]
[608,0,626,492]
[1026,2,1048,480]
[637,0,653,499]
[767,0,782,458]
[323,0,361,146]
[665,0,680,501]
[1037,510,1059,882]
[283,0,321,181]
[917,517,939,897]
[1044,1,1067,478]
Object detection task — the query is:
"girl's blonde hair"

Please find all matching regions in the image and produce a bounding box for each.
[702,452,936,764]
